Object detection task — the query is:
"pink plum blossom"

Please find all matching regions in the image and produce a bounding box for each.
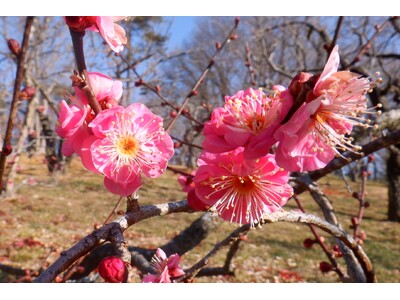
[142,248,185,283]
[83,103,174,196]
[74,72,123,108]
[191,148,293,226]
[56,72,123,157]
[203,87,293,159]
[55,100,87,138]
[274,45,374,172]
[65,16,127,53]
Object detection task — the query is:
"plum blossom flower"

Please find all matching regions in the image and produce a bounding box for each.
[74,72,123,109]
[65,16,127,53]
[274,45,376,172]
[83,103,174,196]
[191,148,293,226]
[98,256,126,283]
[57,72,123,157]
[142,248,185,283]
[202,87,293,160]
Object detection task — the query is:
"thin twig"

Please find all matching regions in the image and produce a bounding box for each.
[165,17,240,132]
[0,17,34,192]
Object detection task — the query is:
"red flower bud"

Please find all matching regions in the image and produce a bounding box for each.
[352,192,359,199]
[20,86,36,101]
[155,85,161,93]
[303,238,315,248]
[332,245,343,258]
[235,17,240,25]
[364,201,370,208]
[170,111,177,118]
[351,216,359,226]
[174,141,182,149]
[98,256,126,283]
[182,108,189,115]
[230,34,238,40]
[189,90,198,97]
[319,261,333,273]
[65,16,97,32]
[134,80,143,87]
[367,154,375,163]
[215,42,221,50]
[7,39,20,56]
[2,145,13,156]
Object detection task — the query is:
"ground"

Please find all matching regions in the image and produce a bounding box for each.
[0,154,399,283]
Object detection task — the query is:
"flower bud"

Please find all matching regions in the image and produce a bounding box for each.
[2,145,13,156]
[173,141,182,149]
[170,111,177,118]
[352,192,359,199]
[7,39,20,56]
[19,86,36,101]
[303,238,315,248]
[319,261,333,273]
[189,90,198,97]
[64,16,97,32]
[230,34,238,40]
[351,216,359,226]
[367,154,375,163]
[98,256,126,283]
[363,201,370,208]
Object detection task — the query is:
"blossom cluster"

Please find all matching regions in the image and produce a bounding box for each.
[180,45,375,226]
[58,17,374,229]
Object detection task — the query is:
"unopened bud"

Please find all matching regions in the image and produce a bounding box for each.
[134,80,143,87]
[7,39,20,56]
[303,238,315,248]
[170,111,177,118]
[20,86,36,101]
[235,17,240,25]
[155,85,161,93]
[2,145,13,156]
[98,256,127,283]
[364,201,370,208]
[367,154,375,163]
[189,90,199,97]
[174,141,182,149]
[351,216,359,226]
[352,192,359,199]
[230,34,238,40]
[319,261,333,273]
[216,42,221,50]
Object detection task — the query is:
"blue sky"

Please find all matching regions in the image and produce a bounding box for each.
[165,16,197,50]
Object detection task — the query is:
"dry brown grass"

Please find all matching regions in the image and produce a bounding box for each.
[0,154,399,283]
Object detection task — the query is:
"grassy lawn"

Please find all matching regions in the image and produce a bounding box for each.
[0,154,399,283]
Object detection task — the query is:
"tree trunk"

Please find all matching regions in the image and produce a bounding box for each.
[387,145,400,222]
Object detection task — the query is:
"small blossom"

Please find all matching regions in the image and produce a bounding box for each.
[98,256,126,283]
[203,87,293,159]
[192,148,293,226]
[142,248,185,283]
[274,45,375,172]
[65,16,127,53]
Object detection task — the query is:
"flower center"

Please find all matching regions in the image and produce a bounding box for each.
[117,136,138,156]
[234,176,257,194]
